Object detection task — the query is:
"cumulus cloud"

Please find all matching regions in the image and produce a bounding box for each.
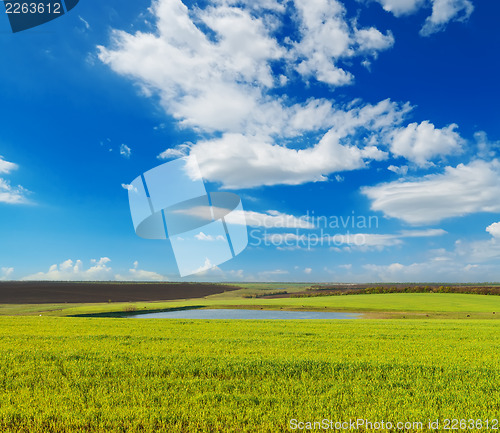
[361,260,472,282]
[120,144,131,158]
[243,210,315,229]
[420,0,474,36]
[0,156,18,174]
[0,156,30,205]
[389,121,464,167]
[174,207,315,229]
[79,16,90,30]
[486,222,500,239]
[374,0,474,36]
[363,239,499,282]
[373,0,426,16]
[98,0,475,191]
[22,258,168,281]
[22,258,114,281]
[0,267,14,281]
[170,99,409,188]
[358,222,500,282]
[98,0,284,135]
[387,165,408,176]
[363,160,500,225]
[194,232,225,241]
[452,221,500,264]
[292,0,393,86]
[0,179,30,205]
[258,269,289,279]
[115,261,168,281]
[335,229,446,248]
[262,228,445,250]
[121,183,137,192]
[474,131,500,159]
[98,0,420,188]
[192,258,221,275]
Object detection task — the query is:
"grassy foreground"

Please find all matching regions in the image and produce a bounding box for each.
[0,316,499,432]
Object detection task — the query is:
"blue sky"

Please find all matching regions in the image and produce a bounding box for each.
[1,0,499,282]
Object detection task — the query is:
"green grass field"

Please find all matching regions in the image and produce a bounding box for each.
[2,292,500,431]
[3,291,500,319]
[0,316,499,432]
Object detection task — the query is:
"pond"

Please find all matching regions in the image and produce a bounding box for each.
[126,309,361,320]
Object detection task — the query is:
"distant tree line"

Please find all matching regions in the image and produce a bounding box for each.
[290,285,500,298]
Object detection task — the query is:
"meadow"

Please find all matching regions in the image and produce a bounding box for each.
[1,289,500,431]
[2,291,500,320]
[0,315,500,432]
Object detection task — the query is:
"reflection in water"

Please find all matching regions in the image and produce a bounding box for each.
[127,309,361,320]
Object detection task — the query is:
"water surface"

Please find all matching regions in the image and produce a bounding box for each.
[127,308,360,320]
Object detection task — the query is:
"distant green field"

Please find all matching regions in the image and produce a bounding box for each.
[2,292,500,319]
[0,317,499,432]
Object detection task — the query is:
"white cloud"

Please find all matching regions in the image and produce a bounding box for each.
[0,156,30,205]
[121,183,137,192]
[264,232,307,244]
[22,258,114,281]
[183,257,247,280]
[374,0,474,36]
[115,260,168,281]
[98,0,284,135]
[422,224,500,265]
[474,131,500,159]
[304,267,312,274]
[0,267,14,281]
[455,237,500,263]
[243,210,315,229]
[99,0,472,190]
[373,0,425,16]
[262,228,445,249]
[361,224,500,282]
[98,0,418,189]
[194,232,225,241]
[180,99,408,188]
[362,257,498,282]
[389,121,464,167]
[292,0,394,86]
[120,144,131,158]
[486,222,500,239]
[363,160,500,225]
[387,165,408,175]
[173,206,315,229]
[157,143,191,159]
[258,269,289,277]
[0,178,30,205]
[420,0,474,36]
[355,27,395,53]
[192,258,219,275]
[329,229,446,248]
[22,258,169,281]
[79,16,90,30]
[0,156,18,174]
[214,0,286,12]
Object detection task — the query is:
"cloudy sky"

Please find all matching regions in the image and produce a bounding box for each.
[0,0,499,282]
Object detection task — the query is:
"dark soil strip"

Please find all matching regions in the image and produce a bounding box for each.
[0,282,241,304]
